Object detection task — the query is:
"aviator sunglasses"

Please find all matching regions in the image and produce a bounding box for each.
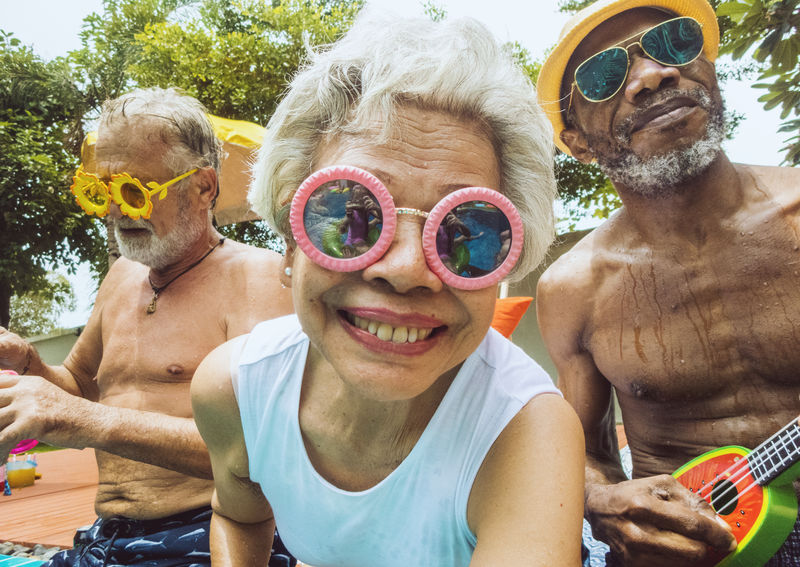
[70,167,198,220]
[289,165,523,291]
[569,16,704,107]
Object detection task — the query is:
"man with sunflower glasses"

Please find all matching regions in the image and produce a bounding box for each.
[535,0,800,565]
[0,87,295,566]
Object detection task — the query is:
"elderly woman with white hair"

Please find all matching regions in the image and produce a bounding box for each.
[191,10,585,567]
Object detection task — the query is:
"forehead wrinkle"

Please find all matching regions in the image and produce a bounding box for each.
[96,123,173,176]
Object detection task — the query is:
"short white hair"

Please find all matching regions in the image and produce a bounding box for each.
[100,87,223,177]
[250,10,556,281]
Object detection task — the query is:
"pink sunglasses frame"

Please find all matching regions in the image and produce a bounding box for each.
[289,165,523,291]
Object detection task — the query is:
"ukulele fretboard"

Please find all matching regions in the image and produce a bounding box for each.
[749,421,800,486]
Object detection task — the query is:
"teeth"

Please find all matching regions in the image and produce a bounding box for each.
[376,323,393,341]
[350,315,434,344]
[392,326,408,343]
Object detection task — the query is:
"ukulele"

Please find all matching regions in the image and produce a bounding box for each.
[673,417,800,567]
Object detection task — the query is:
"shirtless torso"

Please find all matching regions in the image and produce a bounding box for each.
[541,162,800,475]
[0,238,291,520]
[538,158,800,564]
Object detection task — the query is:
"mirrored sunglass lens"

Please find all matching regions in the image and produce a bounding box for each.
[642,17,703,65]
[302,179,384,259]
[435,201,512,278]
[575,47,629,101]
[120,183,147,208]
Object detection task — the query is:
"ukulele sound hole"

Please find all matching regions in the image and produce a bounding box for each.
[710,479,738,516]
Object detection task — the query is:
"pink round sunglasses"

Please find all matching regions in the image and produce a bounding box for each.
[289,165,523,291]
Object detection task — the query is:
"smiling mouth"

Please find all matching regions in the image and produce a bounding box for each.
[342,311,437,344]
[627,92,702,136]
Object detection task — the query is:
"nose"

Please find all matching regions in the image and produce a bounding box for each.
[623,52,680,103]
[108,201,123,220]
[362,217,443,294]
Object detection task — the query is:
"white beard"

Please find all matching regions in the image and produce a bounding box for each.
[590,87,726,198]
[114,203,205,269]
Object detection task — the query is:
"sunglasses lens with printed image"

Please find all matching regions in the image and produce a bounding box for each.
[432,200,513,279]
[575,17,704,102]
[301,178,387,262]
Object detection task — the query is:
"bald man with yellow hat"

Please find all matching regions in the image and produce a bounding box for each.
[534,0,800,565]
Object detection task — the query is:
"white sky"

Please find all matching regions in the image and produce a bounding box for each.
[1,0,789,326]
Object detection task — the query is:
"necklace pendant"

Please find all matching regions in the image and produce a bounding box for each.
[146,293,158,314]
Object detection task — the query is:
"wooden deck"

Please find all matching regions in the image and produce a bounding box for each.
[0,449,98,548]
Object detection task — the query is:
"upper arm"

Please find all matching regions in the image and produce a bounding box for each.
[191,339,271,524]
[536,257,617,459]
[468,394,585,566]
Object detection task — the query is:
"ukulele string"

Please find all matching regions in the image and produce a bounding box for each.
[695,419,798,499]
[695,423,799,502]
[694,421,800,506]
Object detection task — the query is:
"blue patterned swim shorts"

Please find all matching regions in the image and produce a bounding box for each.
[44,506,296,567]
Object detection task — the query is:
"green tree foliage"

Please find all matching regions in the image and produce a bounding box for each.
[129,0,362,125]
[71,0,193,111]
[9,273,77,338]
[0,32,105,328]
[717,0,800,164]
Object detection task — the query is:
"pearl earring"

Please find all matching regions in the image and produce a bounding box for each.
[284,267,292,277]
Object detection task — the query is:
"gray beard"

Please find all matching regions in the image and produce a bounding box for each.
[114,203,205,269]
[589,87,726,198]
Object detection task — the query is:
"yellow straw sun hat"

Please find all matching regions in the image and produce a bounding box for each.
[537,0,719,156]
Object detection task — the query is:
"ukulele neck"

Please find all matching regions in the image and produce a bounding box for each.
[749,420,800,486]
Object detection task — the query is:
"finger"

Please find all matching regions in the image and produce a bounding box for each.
[629,488,735,551]
[0,373,19,388]
[621,524,713,567]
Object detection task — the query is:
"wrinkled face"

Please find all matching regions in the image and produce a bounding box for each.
[285,106,501,402]
[96,120,204,268]
[563,8,725,195]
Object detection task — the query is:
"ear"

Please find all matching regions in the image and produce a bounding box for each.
[280,239,295,288]
[195,167,218,208]
[560,128,595,164]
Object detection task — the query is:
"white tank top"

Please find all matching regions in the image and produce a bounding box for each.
[234,314,560,567]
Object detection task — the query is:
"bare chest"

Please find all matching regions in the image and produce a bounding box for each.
[587,220,800,403]
[95,278,227,413]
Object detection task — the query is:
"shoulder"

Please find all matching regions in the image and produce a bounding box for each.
[214,239,284,279]
[96,256,147,295]
[240,314,306,366]
[210,240,294,336]
[738,163,800,208]
[536,233,599,333]
[538,228,603,294]
[739,163,800,184]
[192,337,240,407]
[476,330,558,393]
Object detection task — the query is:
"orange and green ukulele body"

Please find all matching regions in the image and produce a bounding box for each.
[673,419,800,567]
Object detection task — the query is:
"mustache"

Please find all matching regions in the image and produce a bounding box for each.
[114,217,154,232]
[614,87,714,142]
